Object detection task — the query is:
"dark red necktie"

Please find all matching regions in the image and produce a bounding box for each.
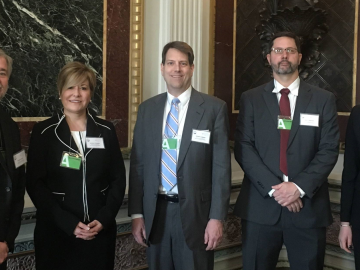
[279,88,290,176]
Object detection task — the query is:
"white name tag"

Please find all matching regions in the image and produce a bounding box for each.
[300,113,319,127]
[191,129,210,144]
[86,137,105,149]
[13,149,27,168]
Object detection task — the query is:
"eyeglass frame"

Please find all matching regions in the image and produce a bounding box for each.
[271,47,298,54]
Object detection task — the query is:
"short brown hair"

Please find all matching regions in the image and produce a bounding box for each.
[0,49,13,77]
[268,32,302,54]
[161,41,194,65]
[57,62,96,96]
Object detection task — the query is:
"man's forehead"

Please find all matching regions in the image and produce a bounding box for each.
[0,56,8,70]
[273,37,296,47]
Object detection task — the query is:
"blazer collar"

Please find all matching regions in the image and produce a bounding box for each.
[0,107,14,179]
[177,88,204,171]
[262,79,313,148]
[55,109,102,156]
[151,93,168,168]
[288,80,312,148]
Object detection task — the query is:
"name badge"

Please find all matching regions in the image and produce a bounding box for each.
[300,113,319,127]
[86,137,105,149]
[162,138,178,150]
[13,149,27,168]
[60,152,82,170]
[278,116,292,130]
[191,129,211,144]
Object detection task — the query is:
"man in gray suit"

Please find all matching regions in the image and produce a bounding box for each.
[129,41,231,270]
[234,32,339,270]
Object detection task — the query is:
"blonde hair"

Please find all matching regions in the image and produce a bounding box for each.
[57,62,96,96]
[0,49,13,77]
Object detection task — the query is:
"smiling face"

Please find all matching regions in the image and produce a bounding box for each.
[161,48,194,96]
[60,79,91,116]
[0,57,9,100]
[267,36,302,77]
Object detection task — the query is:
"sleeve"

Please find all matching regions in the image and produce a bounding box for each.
[5,122,25,252]
[26,124,79,236]
[209,102,232,220]
[292,93,340,198]
[234,92,282,197]
[128,104,145,216]
[340,106,360,222]
[95,124,126,229]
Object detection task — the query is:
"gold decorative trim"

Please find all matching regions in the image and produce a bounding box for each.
[353,0,359,107]
[208,0,216,96]
[232,0,237,113]
[102,0,107,117]
[128,0,144,147]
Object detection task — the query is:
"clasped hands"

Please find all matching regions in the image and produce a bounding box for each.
[132,218,223,250]
[272,182,303,213]
[73,220,103,240]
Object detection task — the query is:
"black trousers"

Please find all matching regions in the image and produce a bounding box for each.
[242,209,326,270]
[352,226,360,270]
[147,199,214,270]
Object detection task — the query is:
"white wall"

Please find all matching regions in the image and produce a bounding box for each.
[143,0,211,101]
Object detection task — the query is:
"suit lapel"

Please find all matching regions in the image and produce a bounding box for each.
[177,89,204,171]
[152,93,167,163]
[288,81,312,148]
[262,81,280,133]
[0,110,12,177]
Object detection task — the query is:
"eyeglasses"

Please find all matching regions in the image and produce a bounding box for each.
[271,47,298,54]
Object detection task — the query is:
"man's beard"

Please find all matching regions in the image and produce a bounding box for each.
[271,60,298,75]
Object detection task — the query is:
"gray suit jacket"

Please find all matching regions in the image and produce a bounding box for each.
[129,88,231,250]
[233,80,339,228]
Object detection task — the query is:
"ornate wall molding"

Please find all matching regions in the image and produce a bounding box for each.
[128,0,144,146]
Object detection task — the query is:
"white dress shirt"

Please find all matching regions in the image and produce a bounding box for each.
[131,86,192,219]
[268,77,305,198]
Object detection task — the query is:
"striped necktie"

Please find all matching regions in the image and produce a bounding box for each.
[161,98,180,191]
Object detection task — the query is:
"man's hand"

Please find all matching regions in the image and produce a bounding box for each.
[204,219,223,251]
[74,222,97,240]
[132,218,148,247]
[0,242,8,264]
[88,220,103,234]
[286,197,303,212]
[339,223,353,253]
[272,182,301,206]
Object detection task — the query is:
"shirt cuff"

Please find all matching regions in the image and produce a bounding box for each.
[293,183,305,198]
[268,189,276,197]
[131,214,144,219]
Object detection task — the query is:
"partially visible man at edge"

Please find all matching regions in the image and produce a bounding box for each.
[0,49,26,269]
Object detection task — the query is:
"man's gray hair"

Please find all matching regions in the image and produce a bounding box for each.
[0,49,13,77]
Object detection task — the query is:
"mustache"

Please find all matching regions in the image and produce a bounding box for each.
[279,60,291,66]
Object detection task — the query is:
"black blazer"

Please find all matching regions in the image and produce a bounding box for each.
[234,80,339,228]
[26,110,126,235]
[341,105,360,227]
[128,89,231,250]
[0,107,25,252]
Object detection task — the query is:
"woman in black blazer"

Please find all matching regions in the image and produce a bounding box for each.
[26,62,126,270]
[339,104,360,268]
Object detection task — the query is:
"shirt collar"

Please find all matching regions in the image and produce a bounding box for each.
[167,86,192,107]
[272,77,300,96]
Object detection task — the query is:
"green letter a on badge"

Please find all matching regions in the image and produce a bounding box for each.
[162,139,170,150]
[62,154,70,167]
[278,119,286,129]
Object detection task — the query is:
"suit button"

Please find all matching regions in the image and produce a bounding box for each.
[5,187,11,192]
[154,193,158,198]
